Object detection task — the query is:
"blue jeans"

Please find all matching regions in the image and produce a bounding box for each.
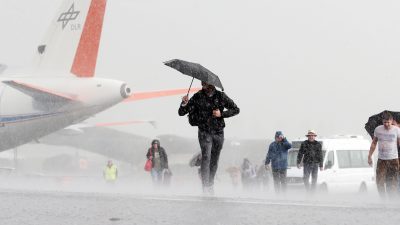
[303,163,319,192]
[198,130,224,188]
[151,168,163,185]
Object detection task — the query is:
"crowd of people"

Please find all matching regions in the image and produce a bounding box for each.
[102,82,400,198]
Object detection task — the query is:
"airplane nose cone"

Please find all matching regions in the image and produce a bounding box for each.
[120,83,132,98]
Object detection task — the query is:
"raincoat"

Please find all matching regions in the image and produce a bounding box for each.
[265,138,292,169]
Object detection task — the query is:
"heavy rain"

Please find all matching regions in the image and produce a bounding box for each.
[0,0,400,224]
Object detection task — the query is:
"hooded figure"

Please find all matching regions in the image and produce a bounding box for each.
[265,131,292,193]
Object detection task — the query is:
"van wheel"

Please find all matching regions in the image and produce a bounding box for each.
[359,182,367,193]
[319,183,328,192]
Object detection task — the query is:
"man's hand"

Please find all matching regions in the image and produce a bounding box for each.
[149,156,153,160]
[368,156,373,167]
[181,95,189,106]
[265,164,270,170]
[297,164,301,169]
[213,109,221,118]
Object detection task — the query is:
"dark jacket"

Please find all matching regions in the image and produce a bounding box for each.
[265,138,292,169]
[178,89,240,133]
[296,140,323,167]
[146,147,168,169]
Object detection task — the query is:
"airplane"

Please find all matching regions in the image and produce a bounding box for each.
[0,0,197,152]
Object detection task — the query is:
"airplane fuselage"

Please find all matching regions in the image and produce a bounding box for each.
[0,76,131,151]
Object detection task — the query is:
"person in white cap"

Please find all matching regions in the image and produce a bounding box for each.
[296,130,323,192]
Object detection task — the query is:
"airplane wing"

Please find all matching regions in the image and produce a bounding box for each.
[58,120,157,136]
[123,88,201,102]
[2,80,78,103]
[94,120,157,128]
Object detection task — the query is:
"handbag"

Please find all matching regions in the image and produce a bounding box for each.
[144,150,152,172]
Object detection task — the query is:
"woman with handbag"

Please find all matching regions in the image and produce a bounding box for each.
[145,139,170,186]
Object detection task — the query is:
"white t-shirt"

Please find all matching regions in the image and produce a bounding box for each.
[374,125,400,160]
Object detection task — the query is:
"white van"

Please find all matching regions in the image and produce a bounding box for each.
[286,135,375,193]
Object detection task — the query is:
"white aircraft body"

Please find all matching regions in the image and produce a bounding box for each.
[0,0,190,152]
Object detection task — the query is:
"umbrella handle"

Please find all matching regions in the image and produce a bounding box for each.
[187,77,195,97]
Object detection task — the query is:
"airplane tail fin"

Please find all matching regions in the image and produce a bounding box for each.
[34,0,107,77]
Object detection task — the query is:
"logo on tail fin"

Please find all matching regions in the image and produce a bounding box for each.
[57,4,80,29]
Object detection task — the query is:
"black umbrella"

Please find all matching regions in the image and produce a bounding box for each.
[164,59,224,95]
[364,110,400,139]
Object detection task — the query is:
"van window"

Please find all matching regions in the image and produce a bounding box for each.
[337,150,370,168]
[288,150,298,167]
[324,151,334,169]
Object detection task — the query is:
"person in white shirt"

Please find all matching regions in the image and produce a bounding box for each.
[368,112,400,197]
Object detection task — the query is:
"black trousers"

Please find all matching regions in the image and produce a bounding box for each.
[198,130,224,187]
[303,163,319,192]
[272,169,287,193]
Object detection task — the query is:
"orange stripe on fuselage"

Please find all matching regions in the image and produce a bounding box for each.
[71,0,107,77]
[123,88,201,102]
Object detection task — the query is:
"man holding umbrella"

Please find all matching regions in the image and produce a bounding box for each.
[367,112,400,197]
[179,81,239,194]
[167,59,240,195]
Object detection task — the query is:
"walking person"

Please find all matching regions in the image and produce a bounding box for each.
[103,160,118,183]
[146,139,170,186]
[256,160,271,191]
[265,131,292,193]
[296,130,323,192]
[179,81,240,194]
[368,112,400,197]
[226,166,241,190]
[240,158,257,190]
[391,119,400,192]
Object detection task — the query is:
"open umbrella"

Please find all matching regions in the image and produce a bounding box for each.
[364,110,400,139]
[164,59,224,95]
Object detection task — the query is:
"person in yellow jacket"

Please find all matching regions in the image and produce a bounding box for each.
[103,160,118,183]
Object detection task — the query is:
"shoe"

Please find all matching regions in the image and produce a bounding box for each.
[202,185,214,196]
[208,185,214,196]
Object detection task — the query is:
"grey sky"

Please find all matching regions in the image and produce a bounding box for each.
[0,0,399,140]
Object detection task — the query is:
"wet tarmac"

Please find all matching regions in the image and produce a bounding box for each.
[0,178,399,225]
